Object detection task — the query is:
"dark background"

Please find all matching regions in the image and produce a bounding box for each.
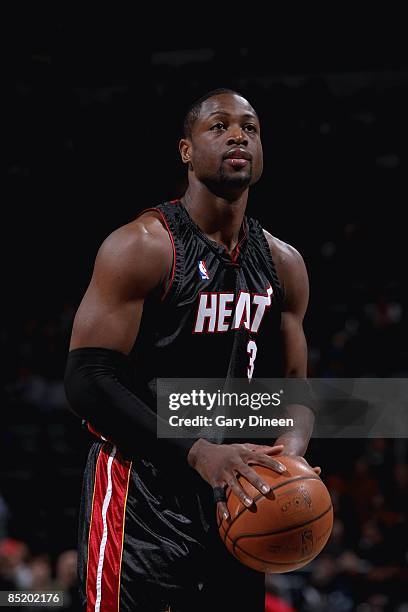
[2,14,408,611]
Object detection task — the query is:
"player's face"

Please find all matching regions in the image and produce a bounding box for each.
[185,94,263,194]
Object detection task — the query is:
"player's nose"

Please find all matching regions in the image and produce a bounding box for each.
[227,127,248,146]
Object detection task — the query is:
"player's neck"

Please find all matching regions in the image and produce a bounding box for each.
[181,184,248,253]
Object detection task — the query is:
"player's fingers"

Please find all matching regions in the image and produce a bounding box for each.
[227,474,254,508]
[217,501,230,522]
[239,464,271,496]
[294,456,321,476]
[257,445,285,456]
[247,453,286,474]
[243,443,284,455]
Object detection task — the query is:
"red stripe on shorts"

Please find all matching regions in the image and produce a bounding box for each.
[86,444,131,612]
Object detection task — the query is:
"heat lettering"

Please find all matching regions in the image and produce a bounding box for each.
[194,294,217,333]
[217,293,234,332]
[193,286,273,334]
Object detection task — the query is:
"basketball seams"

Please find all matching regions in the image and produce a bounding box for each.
[231,542,318,567]
[232,504,333,542]
[228,505,333,568]
[218,504,333,549]
[219,475,321,543]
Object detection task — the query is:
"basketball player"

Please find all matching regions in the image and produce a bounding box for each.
[64,89,319,611]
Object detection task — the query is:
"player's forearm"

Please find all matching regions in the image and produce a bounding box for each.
[274,403,315,456]
[64,347,196,467]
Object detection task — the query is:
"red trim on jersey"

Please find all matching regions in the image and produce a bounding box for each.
[136,207,176,301]
[86,444,131,612]
[86,422,118,446]
[86,422,114,444]
[230,219,248,263]
[169,198,244,264]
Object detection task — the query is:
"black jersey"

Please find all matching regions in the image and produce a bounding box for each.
[131,200,284,385]
[78,201,286,608]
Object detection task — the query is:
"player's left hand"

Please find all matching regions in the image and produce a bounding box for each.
[291,455,321,476]
[241,443,286,456]
[244,446,321,476]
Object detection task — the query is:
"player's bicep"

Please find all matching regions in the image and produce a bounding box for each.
[69,280,144,353]
[69,223,170,353]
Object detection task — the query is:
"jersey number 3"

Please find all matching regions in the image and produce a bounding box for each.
[247,340,257,382]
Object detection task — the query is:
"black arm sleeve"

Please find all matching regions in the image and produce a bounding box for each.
[64,347,197,467]
[284,378,318,415]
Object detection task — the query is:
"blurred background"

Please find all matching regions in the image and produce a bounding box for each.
[3,13,408,612]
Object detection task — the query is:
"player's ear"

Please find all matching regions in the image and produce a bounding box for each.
[179,139,192,165]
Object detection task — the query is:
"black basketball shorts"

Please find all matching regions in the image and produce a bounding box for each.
[78,442,265,611]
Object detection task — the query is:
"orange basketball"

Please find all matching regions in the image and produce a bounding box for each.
[217,455,333,573]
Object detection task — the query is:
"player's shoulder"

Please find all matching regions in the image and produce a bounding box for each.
[98,210,172,264]
[262,229,306,275]
[262,230,309,309]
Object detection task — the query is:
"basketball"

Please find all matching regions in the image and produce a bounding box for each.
[217,455,333,573]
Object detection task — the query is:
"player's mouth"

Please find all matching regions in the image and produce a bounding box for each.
[223,148,252,169]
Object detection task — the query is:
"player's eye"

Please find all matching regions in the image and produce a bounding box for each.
[210,122,226,131]
[244,124,257,133]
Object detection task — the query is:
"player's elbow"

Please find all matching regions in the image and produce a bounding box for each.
[64,351,87,420]
[64,349,100,422]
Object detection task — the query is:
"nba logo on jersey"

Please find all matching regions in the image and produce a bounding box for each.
[198,260,210,280]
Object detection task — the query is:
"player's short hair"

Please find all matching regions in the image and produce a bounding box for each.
[182,88,248,139]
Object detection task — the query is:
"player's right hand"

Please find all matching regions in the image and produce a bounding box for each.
[187,439,286,521]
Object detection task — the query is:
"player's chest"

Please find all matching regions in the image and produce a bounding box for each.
[177,253,276,335]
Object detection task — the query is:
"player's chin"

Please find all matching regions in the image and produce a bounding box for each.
[221,170,252,188]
